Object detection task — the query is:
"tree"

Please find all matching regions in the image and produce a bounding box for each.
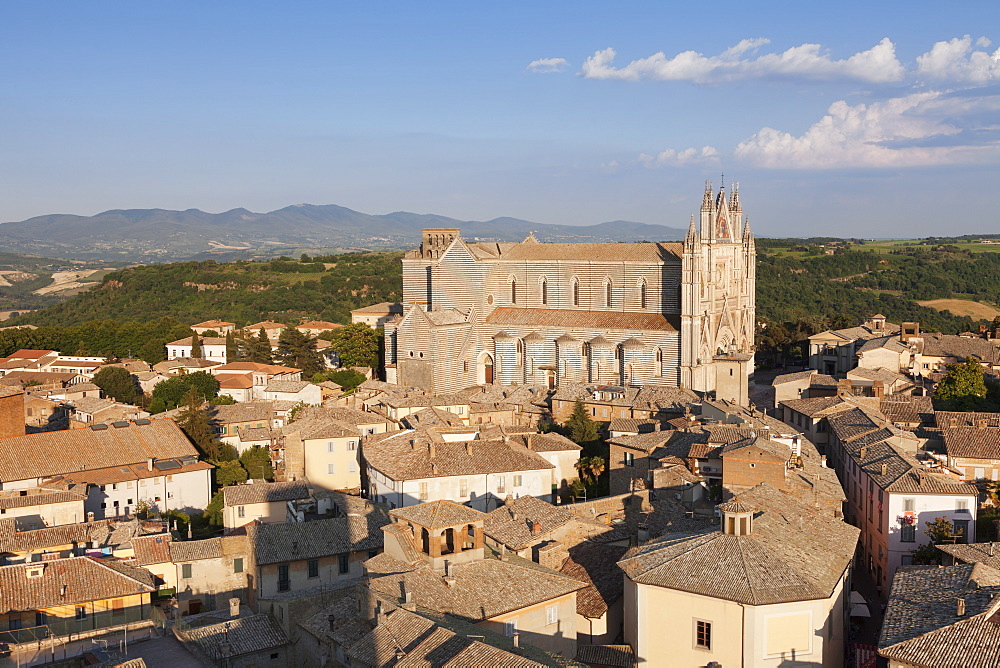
[92,366,139,404]
[245,328,273,364]
[239,446,274,481]
[138,339,167,365]
[312,369,367,392]
[911,516,963,565]
[216,460,248,486]
[225,331,240,362]
[210,394,237,405]
[565,399,599,445]
[934,358,989,410]
[190,334,201,359]
[275,327,325,377]
[149,371,220,412]
[175,388,235,461]
[326,323,381,369]
[587,456,606,482]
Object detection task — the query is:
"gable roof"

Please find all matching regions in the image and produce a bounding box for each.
[879,563,1000,667]
[249,509,389,565]
[0,419,198,482]
[222,480,311,507]
[0,557,155,610]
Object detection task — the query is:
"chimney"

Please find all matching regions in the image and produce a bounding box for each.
[526,434,533,450]
[403,582,413,606]
[949,418,958,427]
[860,446,868,459]
[229,597,240,618]
[513,632,520,649]
[60,584,67,597]
[957,598,966,616]
[375,600,387,626]
[327,613,337,631]
[187,525,193,540]
[530,521,541,535]
[880,463,888,476]
[990,543,995,557]
[919,472,926,486]
[978,419,989,428]
[428,443,436,458]
[292,541,299,554]
[147,457,155,471]
[465,443,472,455]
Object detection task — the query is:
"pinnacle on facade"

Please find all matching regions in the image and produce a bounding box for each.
[701,181,713,210]
[730,182,740,210]
[743,216,753,240]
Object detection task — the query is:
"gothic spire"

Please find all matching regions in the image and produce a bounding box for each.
[701,181,713,211]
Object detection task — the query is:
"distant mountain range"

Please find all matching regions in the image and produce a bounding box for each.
[0,205,688,262]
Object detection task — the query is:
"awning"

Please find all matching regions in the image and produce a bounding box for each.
[850,591,867,604]
[851,602,872,618]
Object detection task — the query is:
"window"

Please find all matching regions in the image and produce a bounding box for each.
[182,564,192,579]
[954,519,970,543]
[541,279,548,305]
[347,440,357,451]
[278,564,290,591]
[510,279,517,304]
[308,559,319,578]
[900,523,915,542]
[546,605,558,626]
[903,498,915,512]
[327,463,336,475]
[327,441,335,453]
[349,461,358,473]
[497,476,506,493]
[573,280,580,307]
[237,506,245,518]
[234,558,244,574]
[695,620,712,649]
[419,482,429,501]
[639,281,647,309]
[957,499,970,513]
[459,478,468,497]
[605,281,612,307]
[35,612,47,627]
[513,474,522,487]
[339,554,350,574]
[75,606,87,620]
[504,619,517,637]
[624,452,635,467]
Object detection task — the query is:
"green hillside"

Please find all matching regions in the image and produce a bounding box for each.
[16,252,403,328]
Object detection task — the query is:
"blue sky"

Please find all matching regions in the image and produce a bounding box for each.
[1,1,998,237]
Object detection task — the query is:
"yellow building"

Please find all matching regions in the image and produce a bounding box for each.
[619,483,859,667]
[0,557,154,642]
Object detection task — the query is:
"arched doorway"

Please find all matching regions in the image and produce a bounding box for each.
[478,352,494,385]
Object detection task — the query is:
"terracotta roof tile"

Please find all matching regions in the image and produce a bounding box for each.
[486,307,680,332]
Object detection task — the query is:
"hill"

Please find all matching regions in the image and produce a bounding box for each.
[0,205,688,262]
[16,252,403,328]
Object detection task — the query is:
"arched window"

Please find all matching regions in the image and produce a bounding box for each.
[541,279,548,305]
[605,280,613,308]
[510,279,517,304]
[516,339,523,364]
[639,281,647,309]
[573,279,580,307]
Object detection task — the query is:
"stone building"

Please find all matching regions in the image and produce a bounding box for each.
[385,183,756,397]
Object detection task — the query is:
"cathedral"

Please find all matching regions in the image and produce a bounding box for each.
[384,182,756,400]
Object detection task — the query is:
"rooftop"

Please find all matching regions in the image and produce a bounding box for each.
[617,483,859,606]
[879,563,1000,667]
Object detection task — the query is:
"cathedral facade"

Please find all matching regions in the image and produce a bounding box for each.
[384,183,756,397]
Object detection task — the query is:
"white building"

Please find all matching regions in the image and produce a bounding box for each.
[165,336,228,363]
[0,419,213,520]
[363,427,557,511]
[620,484,859,667]
[826,407,978,595]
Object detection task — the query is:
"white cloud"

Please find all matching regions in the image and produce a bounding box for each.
[915,35,1000,84]
[580,38,904,84]
[639,146,719,168]
[734,90,1000,168]
[527,57,569,74]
